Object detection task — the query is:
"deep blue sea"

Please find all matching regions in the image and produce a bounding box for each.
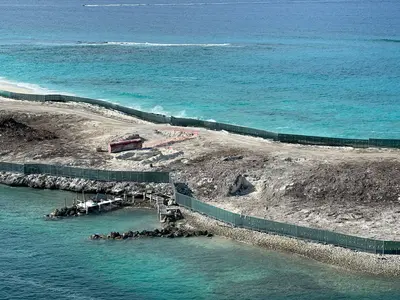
[1,185,400,300]
[0,0,399,138]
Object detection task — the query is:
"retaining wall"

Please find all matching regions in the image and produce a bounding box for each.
[173,189,400,255]
[0,162,170,183]
[1,159,399,254]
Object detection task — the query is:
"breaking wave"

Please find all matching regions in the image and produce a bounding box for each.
[76,41,231,47]
[0,77,75,96]
[0,77,53,94]
[83,2,275,7]
[83,0,361,7]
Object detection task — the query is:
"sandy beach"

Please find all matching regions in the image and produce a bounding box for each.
[1,84,400,274]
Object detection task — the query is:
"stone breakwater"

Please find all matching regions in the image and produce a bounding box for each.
[90,226,213,240]
[0,172,172,196]
[46,202,128,218]
[181,208,400,276]
[48,205,81,218]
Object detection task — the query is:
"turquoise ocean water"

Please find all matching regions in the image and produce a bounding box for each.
[0,0,399,138]
[1,185,400,299]
[1,1,400,298]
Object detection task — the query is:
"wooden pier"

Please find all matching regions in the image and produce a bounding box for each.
[144,191,179,222]
[46,191,177,220]
[76,195,124,214]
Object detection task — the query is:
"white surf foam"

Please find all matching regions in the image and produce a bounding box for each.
[150,105,168,115]
[150,105,186,116]
[83,0,358,6]
[176,110,187,117]
[83,3,145,7]
[83,2,275,8]
[78,41,231,47]
[151,105,186,117]
[0,77,52,94]
[0,77,74,95]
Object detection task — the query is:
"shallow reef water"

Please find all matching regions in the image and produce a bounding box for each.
[0,185,400,300]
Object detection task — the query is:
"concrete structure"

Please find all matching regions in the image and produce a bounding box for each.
[108,139,143,153]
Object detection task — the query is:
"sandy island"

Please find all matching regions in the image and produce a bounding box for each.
[1,84,400,275]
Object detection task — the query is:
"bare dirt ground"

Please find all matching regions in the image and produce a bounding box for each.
[1,96,400,240]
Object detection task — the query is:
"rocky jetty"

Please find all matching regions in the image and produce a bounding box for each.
[90,227,213,240]
[0,172,172,196]
[46,206,80,218]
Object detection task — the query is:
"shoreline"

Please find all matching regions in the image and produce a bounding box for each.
[0,81,41,94]
[1,87,400,149]
[181,208,400,277]
[1,95,400,275]
[2,170,399,276]
[0,171,172,197]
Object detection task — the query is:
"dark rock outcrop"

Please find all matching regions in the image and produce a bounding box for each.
[91,225,213,240]
[228,174,254,196]
[0,117,58,141]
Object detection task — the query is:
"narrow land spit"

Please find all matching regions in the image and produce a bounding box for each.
[1,96,400,274]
